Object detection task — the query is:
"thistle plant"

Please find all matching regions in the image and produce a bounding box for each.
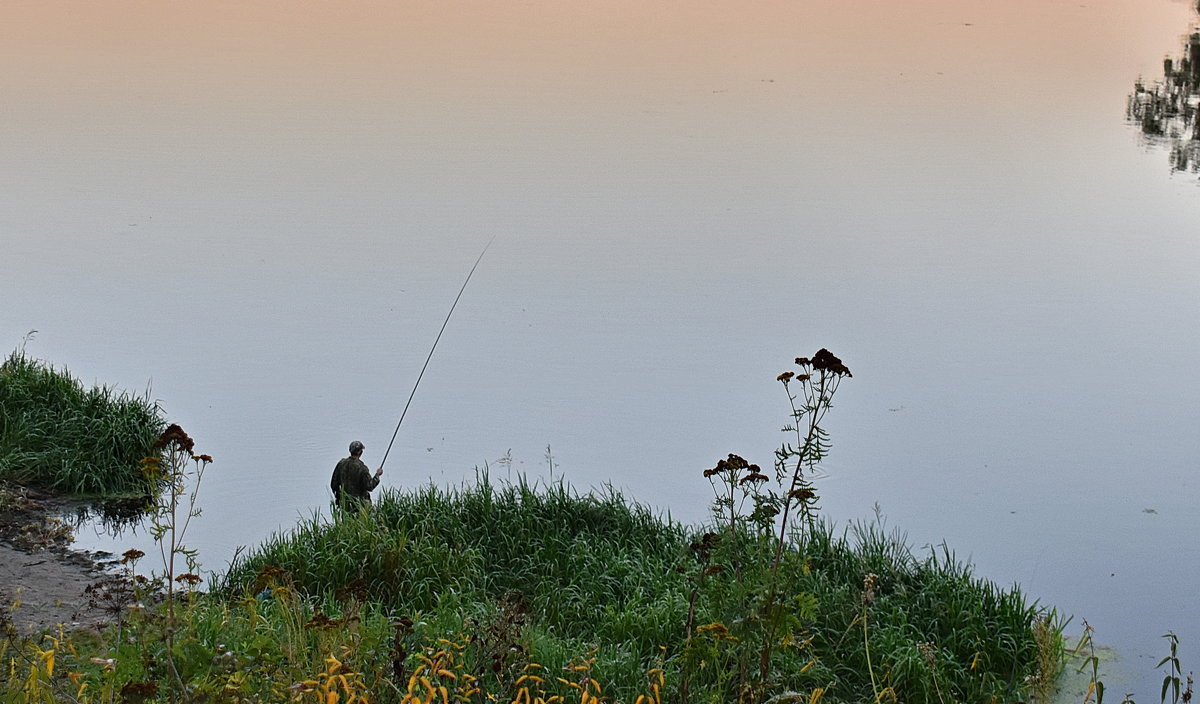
[771,349,851,559]
[699,349,851,544]
[703,453,772,536]
[760,350,851,680]
[688,350,851,700]
[139,423,213,692]
[142,424,211,595]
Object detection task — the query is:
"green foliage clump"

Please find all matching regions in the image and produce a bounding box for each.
[221,477,691,695]
[1,478,1059,703]
[2,560,397,703]
[0,348,164,496]
[1,350,1063,703]
[215,475,1057,703]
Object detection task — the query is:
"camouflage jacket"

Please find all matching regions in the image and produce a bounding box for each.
[331,456,379,509]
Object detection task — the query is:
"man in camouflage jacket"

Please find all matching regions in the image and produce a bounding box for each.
[331,440,383,511]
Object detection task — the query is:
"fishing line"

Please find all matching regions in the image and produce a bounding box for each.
[379,236,495,470]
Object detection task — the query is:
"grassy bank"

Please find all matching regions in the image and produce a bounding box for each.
[7,477,1060,700]
[4,476,1060,703]
[0,348,164,496]
[2,351,1063,702]
[210,478,1059,703]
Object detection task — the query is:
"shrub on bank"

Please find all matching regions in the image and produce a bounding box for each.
[7,477,1057,703]
[214,477,1059,703]
[0,349,164,496]
[2,351,1062,702]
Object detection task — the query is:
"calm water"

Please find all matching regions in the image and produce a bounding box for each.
[4,0,1200,695]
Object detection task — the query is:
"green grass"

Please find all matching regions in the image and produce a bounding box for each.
[797,521,1060,702]
[0,349,1065,702]
[2,473,1059,703]
[216,474,1059,703]
[221,475,692,697]
[0,348,165,496]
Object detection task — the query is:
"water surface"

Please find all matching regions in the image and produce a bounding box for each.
[3,0,1200,696]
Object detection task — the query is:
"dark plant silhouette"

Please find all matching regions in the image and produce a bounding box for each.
[143,423,213,695]
[683,350,851,702]
[759,349,851,681]
[1127,9,1200,178]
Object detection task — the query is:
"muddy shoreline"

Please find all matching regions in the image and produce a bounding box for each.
[0,488,122,636]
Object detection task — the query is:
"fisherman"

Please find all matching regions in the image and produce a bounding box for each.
[330,440,383,511]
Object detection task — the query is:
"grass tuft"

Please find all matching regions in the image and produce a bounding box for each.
[219,474,1057,703]
[0,348,165,496]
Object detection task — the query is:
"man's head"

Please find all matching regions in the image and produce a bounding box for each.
[349,440,365,457]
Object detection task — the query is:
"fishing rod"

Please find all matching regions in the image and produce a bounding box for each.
[379,237,495,470]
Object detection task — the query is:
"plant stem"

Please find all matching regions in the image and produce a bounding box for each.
[863,607,880,701]
[759,371,834,680]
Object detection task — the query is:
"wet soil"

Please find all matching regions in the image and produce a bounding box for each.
[0,487,122,636]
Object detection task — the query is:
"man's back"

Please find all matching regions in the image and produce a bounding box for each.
[332,455,378,509]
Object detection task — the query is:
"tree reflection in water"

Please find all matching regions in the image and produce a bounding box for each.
[59,496,152,544]
[1128,15,1200,177]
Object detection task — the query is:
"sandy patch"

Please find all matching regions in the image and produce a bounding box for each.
[0,542,114,635]
[0,489,119,636]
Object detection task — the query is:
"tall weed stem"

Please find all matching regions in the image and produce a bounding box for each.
[143,424,212,694]
[759,350,851,680]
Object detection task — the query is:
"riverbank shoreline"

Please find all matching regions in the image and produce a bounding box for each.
[0,486,118,636]
[0,479,1117,703]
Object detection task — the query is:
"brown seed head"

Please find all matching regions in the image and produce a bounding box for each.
[154,424,195,453]
[304,611,343,630]
[811,348,852,377]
